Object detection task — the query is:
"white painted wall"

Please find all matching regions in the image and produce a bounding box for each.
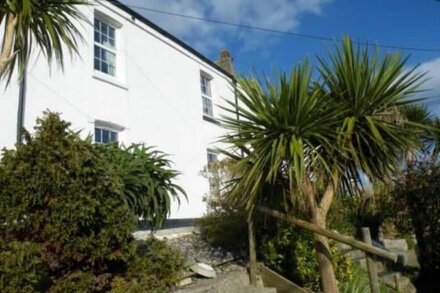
[0,1,236,219]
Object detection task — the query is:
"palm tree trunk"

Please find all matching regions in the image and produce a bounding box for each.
[311,209,339,293]
[0,12,17,78]
[303,176,339,293]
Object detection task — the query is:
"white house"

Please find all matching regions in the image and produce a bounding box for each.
[0,0,237,219]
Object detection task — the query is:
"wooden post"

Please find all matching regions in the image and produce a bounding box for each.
[248,215,258,286]
[394,273,402,293]
[256,206,398,262]
[362,227,380,293]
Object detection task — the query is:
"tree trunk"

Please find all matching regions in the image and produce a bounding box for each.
[303,176,339,293]
[248,214,258,286]
[311,208,339,293]
[0,12,17,78]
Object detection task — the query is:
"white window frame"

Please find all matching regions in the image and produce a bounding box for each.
[94,126,119,144]
[94,15,117,77]
[200,72,214,118]
[94,121,124,144]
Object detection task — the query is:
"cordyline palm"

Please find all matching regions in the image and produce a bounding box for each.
[0,0,88,83]
[400,104,434,165]
[221,37,425,292]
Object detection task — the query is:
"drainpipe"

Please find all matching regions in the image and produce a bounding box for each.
[233,77,239,121]
[16,71,27,143]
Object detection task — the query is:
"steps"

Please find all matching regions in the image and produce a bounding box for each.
[175,266,278,293]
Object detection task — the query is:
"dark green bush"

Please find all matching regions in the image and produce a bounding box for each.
[99,144,186,231]
[0,241,49,292]
[197,159,353,291]
[0,113,183,292]
[329,183,394,241]
[195,196,248,252]
[260,222,352,292]
[111,238,183,293]
[392,163,440,291]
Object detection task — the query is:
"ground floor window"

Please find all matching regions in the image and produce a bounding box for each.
[95,127,118,144]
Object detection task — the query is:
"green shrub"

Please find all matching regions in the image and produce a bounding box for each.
[196,159,248,252]
[99,144,186,231]
[196,196,248,252]
[111,238,183,293]
[0,241,49,292]
[340,263,392,293]
[392,163,440,291]
[329,183,394,241]
[0,113,183,292]
[260,223,352,292]
[197,159,353,291]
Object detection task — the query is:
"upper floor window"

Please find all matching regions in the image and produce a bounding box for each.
[95,127,118,144]
[94,17,116,76]
[200,73,213,118]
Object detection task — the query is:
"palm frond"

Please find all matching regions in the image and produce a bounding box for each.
[1,0,89,83]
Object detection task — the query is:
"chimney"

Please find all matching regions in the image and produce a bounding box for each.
[216,49,235,75]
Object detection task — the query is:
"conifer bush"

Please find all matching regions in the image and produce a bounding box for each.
[0,112,183,292]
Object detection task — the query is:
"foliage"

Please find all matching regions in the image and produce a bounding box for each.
[340,263,392,293]
[328,195,358,236]
[0,0,89,82]
[329,183,394,240]
[99,143,186,231]
[110,238,183,293]
[196,159,248,251]
[220,37,427,290]
[0,113,183,292]
[260,223,353,292]
[197,159,353,291]
[392,162,440,290]
[196,198,248,252]
[0,241,49,292]
[220,37,425,213]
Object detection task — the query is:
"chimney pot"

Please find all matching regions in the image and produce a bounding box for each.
[216,49,234,76]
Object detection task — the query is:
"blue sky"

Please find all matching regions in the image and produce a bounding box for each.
[121,0,440,113]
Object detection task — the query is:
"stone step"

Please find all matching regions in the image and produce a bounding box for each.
[379,272,416,293]
[175,267,249,293]
[241,286,277,293]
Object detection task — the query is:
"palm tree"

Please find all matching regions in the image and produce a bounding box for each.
[400,104,433,165]
[221,37,426,292]
[0,0,88,83]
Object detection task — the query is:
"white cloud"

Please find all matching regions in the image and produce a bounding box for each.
[120,0,332,56]
[418,57,440,114]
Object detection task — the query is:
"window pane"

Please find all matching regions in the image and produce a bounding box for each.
[101,62,108,74]
[201,75,211,97]
[101,34,108,46]
[94,58,100,71]
[110,131,118,143]
[94,18,100,30]
[203,96,213,117]
[109,37,115,48]
[94,128,102,143]
[108,65,115,76]
[102,129,110,143]
[94,31,100,43]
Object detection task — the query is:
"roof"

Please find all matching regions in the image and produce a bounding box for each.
[107,0,234,79]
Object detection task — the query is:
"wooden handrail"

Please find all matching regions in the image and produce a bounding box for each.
[256,205,398,263]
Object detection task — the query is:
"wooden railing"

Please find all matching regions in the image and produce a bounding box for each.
[250,205,400,293]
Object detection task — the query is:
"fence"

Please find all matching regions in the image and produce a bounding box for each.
[248,205,402,293]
